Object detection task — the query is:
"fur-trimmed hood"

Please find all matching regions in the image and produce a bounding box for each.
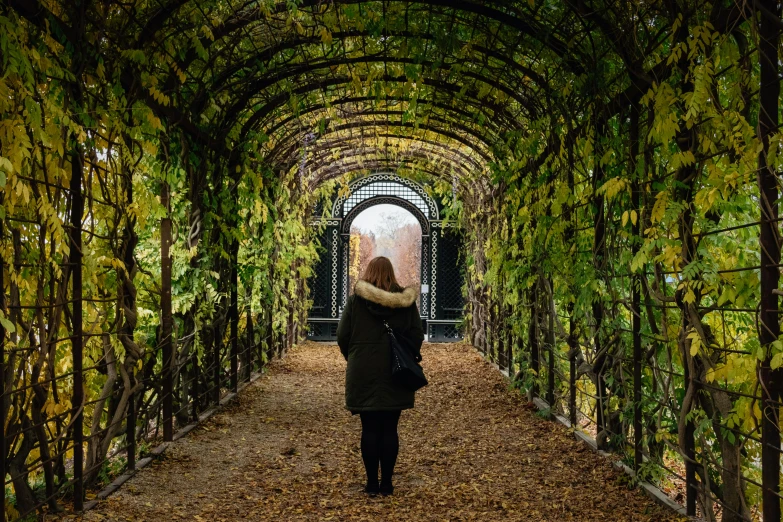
[354,280,418,309]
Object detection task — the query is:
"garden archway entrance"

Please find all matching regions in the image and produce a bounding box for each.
[308,173,463,342]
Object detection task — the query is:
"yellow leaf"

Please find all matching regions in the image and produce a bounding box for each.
[319,26,332,44]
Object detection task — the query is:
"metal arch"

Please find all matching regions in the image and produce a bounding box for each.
[268,117,497,170]
[317,165,463,188]
[237,73,526,142]
[251,76,523,141]
[289,134,485,175]
[197,32,550,110]
[220,55,541,129]
[333,173,439,221]
[308,154,474,185]
[305,149,476,184]
[180,0,586,76]
[340,196,431,236]
[261,95,508,151]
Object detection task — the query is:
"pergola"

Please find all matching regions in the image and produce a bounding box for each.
[1,1,782,521]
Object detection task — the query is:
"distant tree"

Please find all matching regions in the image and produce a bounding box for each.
[349,226,376,292]
[390,223,422,290]
[349,213,421,306]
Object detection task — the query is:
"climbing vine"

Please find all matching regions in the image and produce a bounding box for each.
[0,1,781,521]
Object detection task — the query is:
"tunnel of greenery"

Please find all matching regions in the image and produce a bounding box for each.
[1,0,782,520]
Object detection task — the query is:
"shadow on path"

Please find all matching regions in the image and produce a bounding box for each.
[73,342,682,521]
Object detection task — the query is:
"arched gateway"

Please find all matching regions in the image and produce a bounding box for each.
[308,173,464,342]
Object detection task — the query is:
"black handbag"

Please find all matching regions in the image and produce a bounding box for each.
[384,320,428,391]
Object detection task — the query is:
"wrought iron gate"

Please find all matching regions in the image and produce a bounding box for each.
[307,173,464,342]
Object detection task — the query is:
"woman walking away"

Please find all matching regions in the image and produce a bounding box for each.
[337,257,424,496]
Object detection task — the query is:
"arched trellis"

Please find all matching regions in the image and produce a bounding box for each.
[308,173,463,342]
[5,2,783,522]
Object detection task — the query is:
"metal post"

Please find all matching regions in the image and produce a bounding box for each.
[593,117,608,439]
[568,312,577,427]
[506,304,513,375]
[230,243,238,392]
[546,281,555,407]
[565,143,577,427]
[245,286,255,380]
[529,289,539,397]
[268,263,275,362]
[498,302,506,370]
[685,397,696,516]
[683,304,697,516]
[487,293,495,363]
[69,150,84,511]
[161,181,173,442]
[266,303,273,364]
[630,105,643,472]
[190,351,199,420]
[126,391,135,470]
[758,2,782,519]
[213,332,220,404]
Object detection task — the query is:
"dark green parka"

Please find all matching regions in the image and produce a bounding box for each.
[337,280,424,412]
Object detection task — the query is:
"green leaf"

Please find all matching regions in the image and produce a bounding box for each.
[0,316,15,334]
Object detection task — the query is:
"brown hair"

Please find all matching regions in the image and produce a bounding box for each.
[361,257,403,293]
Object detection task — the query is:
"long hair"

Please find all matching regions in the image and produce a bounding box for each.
[361,256,403,293]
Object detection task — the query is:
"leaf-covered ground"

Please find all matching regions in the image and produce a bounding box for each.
[72,342,683,521]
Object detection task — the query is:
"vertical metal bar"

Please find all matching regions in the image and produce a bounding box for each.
[287,302,294,352]
[632,233,642,471]
[498,299,506,370]
[69,149,84,512]
[267,302,273,363]
[684,393,696,516]
[546,281,555,407]
[568,310,577,427]
[268,263,276,361]
[126,391,135,470]
[487,293,494,362]
[190,351,198,420]
[683,299,697,516]
[630,105,643,473]
[161,181,173,442]
[529,289,539,397]
[565,140,577,427]
[479,300,486,355]
[593,117,608,439]
[758,2,782,520]
[230,243,238,392]
[213,332,220,404]
[506,304,513,375]
[245,287,255,380]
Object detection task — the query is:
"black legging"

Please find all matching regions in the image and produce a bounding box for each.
[359,411,401,487]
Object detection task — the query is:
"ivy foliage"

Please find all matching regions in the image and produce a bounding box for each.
[0,1,781,521]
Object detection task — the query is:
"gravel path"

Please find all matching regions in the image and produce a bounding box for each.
[71,341,682,521]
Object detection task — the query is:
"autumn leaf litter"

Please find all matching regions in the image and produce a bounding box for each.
[71,342,683,521]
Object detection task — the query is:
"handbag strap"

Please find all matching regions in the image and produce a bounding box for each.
[382,320,395,336]
[383,320,422,362]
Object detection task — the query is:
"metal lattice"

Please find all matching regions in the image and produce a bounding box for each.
[307,321,338,341]
[331,228,339,317]
[310,232,332,318]
[428,322,463,342]
[437,229,465,320]
[342,196,430,234]
[333,174,439,219]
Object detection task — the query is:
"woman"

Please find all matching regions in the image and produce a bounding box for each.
[337,256,424,497]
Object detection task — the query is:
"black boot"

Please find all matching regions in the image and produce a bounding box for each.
[379,480,393,496]
[364,481,380,496]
